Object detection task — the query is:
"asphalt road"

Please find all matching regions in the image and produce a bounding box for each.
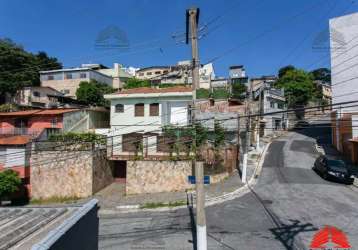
[99,130,358,250]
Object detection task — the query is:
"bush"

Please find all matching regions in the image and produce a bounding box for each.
[0,170,21,200]
[48,132,106,145]
[213,88,229,99]
[196,88,210,99]
[123,78,151,89]
[159,83,187,88]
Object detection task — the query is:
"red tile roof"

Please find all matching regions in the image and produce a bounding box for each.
[0,135,31,145]
[36,109,79,115]
[118,86,192,95]
[0,109,79,116]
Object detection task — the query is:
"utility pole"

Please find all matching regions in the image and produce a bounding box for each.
[186,7,207,250]
[242,79,253,183]
[256,85,262,150]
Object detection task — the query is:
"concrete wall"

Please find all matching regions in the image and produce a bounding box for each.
[31,149,113,199]
[330,12,358,113]
[126,160,192,195]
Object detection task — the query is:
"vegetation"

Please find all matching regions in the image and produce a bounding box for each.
[140,200,187,209]
[0,38,62,103]
[212,88,230,99]
[163,123,208,159]
[0,170,21,200]
[310,68,331,83]
[76,79,114,106]
[231,83,247,99]
[30,196,81,205]
[48,132,106,145]
[0,103,17,112]
[159,83,187,88]
[275,66,315,108]
[123,78,151,89]
[196,88,210,99]
[213,121,226,151]
[278,65,295,78]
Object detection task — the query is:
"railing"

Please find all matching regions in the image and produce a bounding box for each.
[0,128,44,137]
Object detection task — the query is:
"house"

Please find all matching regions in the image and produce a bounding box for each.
[135,61,215,89]
[101,86,192,157]
[253,80,287,136]
[330,12,358,163]
[11,86,85,109]
[229,65,249,86]
[40,63,130,98]
[0,108,109,197]
[314,80,332,104]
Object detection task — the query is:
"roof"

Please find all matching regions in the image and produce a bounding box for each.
[229,65,244,69]
[0,199,97,250]
[105,86,192,99]
[0,109,79,117]
[0,135,32,145]
[136,66,170,72]
[118,86,192,94]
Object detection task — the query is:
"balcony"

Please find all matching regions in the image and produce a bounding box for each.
[0,128,45,138]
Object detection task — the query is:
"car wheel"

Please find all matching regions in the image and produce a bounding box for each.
[323,172,329,180]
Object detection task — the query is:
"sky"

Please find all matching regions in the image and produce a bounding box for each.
[0,0,357,78]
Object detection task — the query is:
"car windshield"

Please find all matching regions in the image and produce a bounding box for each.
[327,160,345,168]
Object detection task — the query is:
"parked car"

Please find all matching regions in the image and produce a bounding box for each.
[313,155,353,183]
[294,120,310,130]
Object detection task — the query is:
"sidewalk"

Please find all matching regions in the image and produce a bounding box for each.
[95,138,271,214]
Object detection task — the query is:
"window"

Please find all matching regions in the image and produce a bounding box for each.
[33,91,40,97]
[51,117,57,128]
[149,103,159,116]
[115,104,124,113]
[270,102,275,108]
[278,102,284,109]
[146,72,152,76]
[155,71,161,75]
[138,72,144,76]
[62,89,70,94]
[65,73,72,79]
[163,70,169,74]
[80,73,87,78]
[47,75,54,80]
[134,103,144,117]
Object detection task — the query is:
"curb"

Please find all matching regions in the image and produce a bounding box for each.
[99,142,271,215]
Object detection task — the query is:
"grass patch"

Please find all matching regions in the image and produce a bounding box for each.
[140,200,187,209]
[30,196,81,205]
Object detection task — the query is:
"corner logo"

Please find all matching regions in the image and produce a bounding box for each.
[310,226,351,250]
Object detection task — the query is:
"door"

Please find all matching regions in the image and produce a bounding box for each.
[113,160,126,182]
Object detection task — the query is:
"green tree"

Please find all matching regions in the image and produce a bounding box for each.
[123,78,151,89]
[75,79,114,106]
[231,83,247,99]
[0,170,21,200]
[275,69,314,107]
[310,68,331,83]
[0,38,62,103]
[213,121,225,150]
[278,65,295,78]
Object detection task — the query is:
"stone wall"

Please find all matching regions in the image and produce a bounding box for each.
[31,149,113,199]
[126,160,192,195]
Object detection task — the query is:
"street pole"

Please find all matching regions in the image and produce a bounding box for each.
[187,7,207,250]
[256,85,262,150]
[242,79,253,183]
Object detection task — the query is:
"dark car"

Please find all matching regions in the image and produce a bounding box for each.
[313,155,353,183]
[294,120,310,130]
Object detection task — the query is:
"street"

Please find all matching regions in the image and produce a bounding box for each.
[99,129,358,250]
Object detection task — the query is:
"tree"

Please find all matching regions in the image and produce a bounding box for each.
[310,68,331,84]
[0,170,21,200]
[278,65,295,78]
[213,121,225,150]
[0,38,62,103]
[231,83,247,99]
[76,79,114,106]
[275,69,314,108]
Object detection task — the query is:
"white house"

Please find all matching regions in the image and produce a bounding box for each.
[101,86,193,157]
